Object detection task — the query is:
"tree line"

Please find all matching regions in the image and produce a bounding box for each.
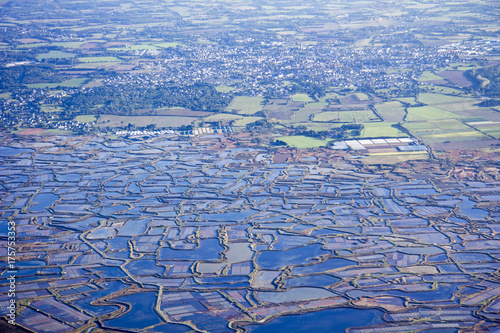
[63,82,233,114]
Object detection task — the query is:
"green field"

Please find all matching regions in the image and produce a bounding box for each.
[397,97,419,106]
[215,85,235,93]
[107,44,159,51]
[417,93,475,105]
[318,92,341,103]
[355,92,370,101]
[17,43,49,48]
[480,130,500,139]
[374,101,406,122]
[430,119,472,131]
[293,122,336,132]
[428,131,485,139]
[74,62,121,69]
[41,105,64,113]
[51,41,88,48]
[465,122,500,139]
[36,50,76,60]
[291,103,327,122]
[359,122,408,138]
[313,110,379,123]
[233,116,265,127]
[291,93,314,103]
[215,84,234,93]
[27,78,89,89]
[277,135,331,148]
[75,115,97,123]
[78,56,120,63]
[418,71,443,81]
[41,129,74,136]
[154,42,182,48]
[406,106,459,121]
[403,121,442,132]
[419,85,465,95]
[403,119,487,142]
[204,113,242,121]
[447,63,476,71]
[226,96,264,115]
[363,151,429,164]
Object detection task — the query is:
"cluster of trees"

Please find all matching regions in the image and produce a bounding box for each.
[63,82,233,114]
[0,65,68,89]
[294,124,364,140]
[478,99,500,107]
[466,64,500,97]
[288,80,328,101]
[246,119,274,130]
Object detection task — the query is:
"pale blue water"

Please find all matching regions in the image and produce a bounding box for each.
[30,193,58,211]
[257,244,330,270]
[246,307,384,333]
[103,292,162,330]
[0,146,34,156]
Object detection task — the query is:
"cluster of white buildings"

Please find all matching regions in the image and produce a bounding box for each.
[330,137,418,150]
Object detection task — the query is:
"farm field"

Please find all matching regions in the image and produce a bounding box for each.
[468,122,500,139]
[277,135,332,148]
[373,101,406,122]
[216,85,235,93]
[359,122,408,138]
[40,105,65,113]
[291,93,315,102]
[75,115,97,123]
[233,116,265,127]
[78,56,121,63]
[27,78,89,89]
[291,103,327,122]
[417,93,476,107]
[405,106,460,121]
[226,96,265,115]
[313,110,379,123]
[418,71,444,82]
[403,119,490,147]
[363,151,429,164]
[36,50,76,60]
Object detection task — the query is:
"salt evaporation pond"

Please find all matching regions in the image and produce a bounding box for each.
[0,146,34,156]
[348,283,461,302]
[104,292,162,330]
[125,260,165,275]
[92,266,128,278]
[56,173,82,181]
[292,258,358,275]
[73,281,129,316]
[143,322,193,333]
[284,274,340,288]
[17,260,46,267]
[30,193,58,211]
[458,196,489,220]
[246,307,384,333]
[257,244,329,270]
[257,287,334,304]
[159,238,224,260]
